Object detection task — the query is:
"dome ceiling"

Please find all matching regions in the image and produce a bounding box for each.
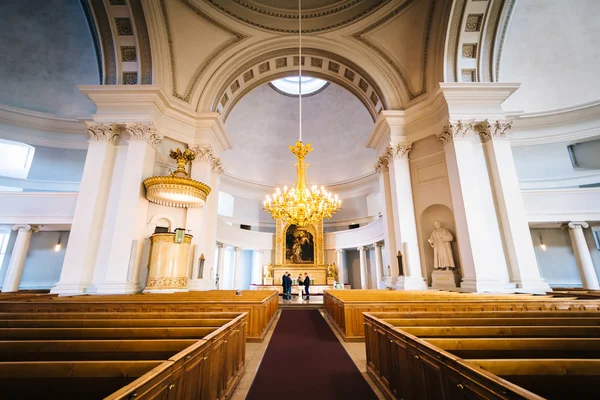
[205,0,389,33]
[222,81,376,187]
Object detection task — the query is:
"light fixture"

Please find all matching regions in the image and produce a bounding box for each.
[539,233,547,251]
[54,234,61,252]
[263,0,341,226]
[143,148,211,208]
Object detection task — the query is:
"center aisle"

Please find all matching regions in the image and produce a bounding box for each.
[246,310,379,400]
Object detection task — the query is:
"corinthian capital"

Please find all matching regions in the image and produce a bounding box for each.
[476,119,513,143]
[86,122,120,144]
[191,145,224,174]
[437,120,474,147]
[126,122,163,145]
[374,146,392,173]
[393,143,413,160]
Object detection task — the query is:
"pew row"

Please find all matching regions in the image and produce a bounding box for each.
[0,311,247,399]
[0,290,279,342]
[323,290,600,341]
[364,312,600,400]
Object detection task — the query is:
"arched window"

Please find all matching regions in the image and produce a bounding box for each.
[270,76,328,96]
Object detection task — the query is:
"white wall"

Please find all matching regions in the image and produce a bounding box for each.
[27,146,87,183]
[500,0,600,112]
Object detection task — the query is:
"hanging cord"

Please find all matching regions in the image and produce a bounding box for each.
[298,0,302,143]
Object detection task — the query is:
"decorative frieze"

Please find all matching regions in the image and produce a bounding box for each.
[86,122,120,144]
[477,119,513,142]
[125,122,162,144]
[437,120,474,146]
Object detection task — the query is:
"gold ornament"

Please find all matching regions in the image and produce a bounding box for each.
[143,147,211,208]
[263,142,341,226]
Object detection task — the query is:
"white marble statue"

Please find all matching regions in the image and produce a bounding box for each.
[427,221,456,270]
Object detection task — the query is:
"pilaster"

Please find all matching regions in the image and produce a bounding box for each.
[478,120,551,293]
[96,122,161,294]
[52,123,119,295]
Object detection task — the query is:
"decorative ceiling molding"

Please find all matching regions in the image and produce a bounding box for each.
[493,0,516,81]
[211,48,388,122]
[130,0,153,84]
[350,0,436,100]
[88,0,117,84]
[444,0,515,83]
[205,0,390,34]
[159,0,248,103]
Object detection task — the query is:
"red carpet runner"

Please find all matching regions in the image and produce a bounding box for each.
[246,310,379,400]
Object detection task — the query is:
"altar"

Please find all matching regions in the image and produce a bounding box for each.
[263,218,341,285]
[250,284,350,295]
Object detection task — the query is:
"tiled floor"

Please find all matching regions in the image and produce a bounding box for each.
[229,309,385,400]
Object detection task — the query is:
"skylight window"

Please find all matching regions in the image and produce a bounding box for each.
[270,76,328,96]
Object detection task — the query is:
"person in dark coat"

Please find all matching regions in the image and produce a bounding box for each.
[303,273,310,300]
[282,271,290,301]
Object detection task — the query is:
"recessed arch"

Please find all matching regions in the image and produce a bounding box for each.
[208,48,389,122]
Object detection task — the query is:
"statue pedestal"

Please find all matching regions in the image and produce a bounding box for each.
[327,277,336,285]
[263,277,274,285]
[431,269,460,290]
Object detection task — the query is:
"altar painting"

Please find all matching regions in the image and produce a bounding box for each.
[285,224,314,264]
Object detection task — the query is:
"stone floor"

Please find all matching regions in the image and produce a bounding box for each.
[229,309,385,400]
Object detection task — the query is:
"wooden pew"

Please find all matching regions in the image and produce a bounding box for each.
[0,290,278,342]
[364,311,600,400]
[0,311,248,399]
[323,290,600,341]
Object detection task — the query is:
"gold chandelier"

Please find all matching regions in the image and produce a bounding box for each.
[143,148,211,208]
[263,0,341,226]
[264,142,341,226]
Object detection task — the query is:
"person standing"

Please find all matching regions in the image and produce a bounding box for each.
[303,273,310,300]
[286,273,292,300]
[282,271,289,301]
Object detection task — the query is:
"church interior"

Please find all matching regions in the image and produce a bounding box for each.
[1,0,600,399]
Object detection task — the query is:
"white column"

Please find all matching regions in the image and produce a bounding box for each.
[480,121,550,293]
[186,150,211,290]
[3,225,38,292]
[375,153,400,283]
[96,123,159,294]
[374,242,384,289]
[51,123,119,295]
[251,250,262,285]
[216,243,226,290]
[389,144,427,290]
[232,247,242,289]
[336,249,345,287]
[567,222,600,290]
[438,122,512,292]
[358,246,368,289]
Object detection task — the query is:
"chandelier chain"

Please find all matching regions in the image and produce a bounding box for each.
[299,0,302,143]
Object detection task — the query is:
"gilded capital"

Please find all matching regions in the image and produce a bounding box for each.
[437,120,474,147]
[86,122,120,144]
[126,122,163,145]
[477,119,513,143]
